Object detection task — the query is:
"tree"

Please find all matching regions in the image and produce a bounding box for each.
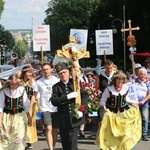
[44,0,99,52]
[13,40,28,59]
[0,0,5,17]
[88,0,150,69]
[0,24,15,50]
[2,30,15,49]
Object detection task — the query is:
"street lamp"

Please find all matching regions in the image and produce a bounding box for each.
[89,24,100,45]
[111,6,126,71]
[89,33,95,44]
[0,39,7,65]
[111,19,124,40]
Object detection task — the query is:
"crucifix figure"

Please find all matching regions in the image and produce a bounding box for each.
[121,19,140,77]
[56,36,90,105]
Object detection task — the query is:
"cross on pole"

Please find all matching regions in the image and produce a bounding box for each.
[121,19,140,35]
[121,19,140,77]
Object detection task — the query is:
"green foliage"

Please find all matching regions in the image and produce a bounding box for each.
[73,103,80,119]
[43,0,150,70]
[13,40,28,58]
[0,25,15,49]
[89,0,150,70]
[0,0,5,17]
[2,30,15,49]
[44,0,99,51]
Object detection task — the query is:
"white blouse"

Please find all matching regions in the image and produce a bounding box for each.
[0,86,30,113]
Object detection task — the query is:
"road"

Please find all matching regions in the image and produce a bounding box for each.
[31,126,150,150]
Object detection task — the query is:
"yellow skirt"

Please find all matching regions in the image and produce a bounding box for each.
[0,111,27,150]
[26,103,38,143]
[95,105,142,150]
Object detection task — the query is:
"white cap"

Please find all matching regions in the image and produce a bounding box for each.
[135,63,142,69]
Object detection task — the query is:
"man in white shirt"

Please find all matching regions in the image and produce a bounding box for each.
[36,63,59,150]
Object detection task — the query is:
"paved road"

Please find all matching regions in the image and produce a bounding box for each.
[31,129,150,150]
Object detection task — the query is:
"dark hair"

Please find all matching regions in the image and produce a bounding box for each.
[42,63,53,68]
[104,59,114,66]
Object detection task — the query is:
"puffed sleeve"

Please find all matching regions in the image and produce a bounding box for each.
[100,88,110,106]
[23,90,30,112]
[33,80,38,92]
[0,90,5,113]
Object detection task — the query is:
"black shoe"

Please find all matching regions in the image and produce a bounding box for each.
[79,130,85,138]
[141,137,149,141]
[27,143,33,149]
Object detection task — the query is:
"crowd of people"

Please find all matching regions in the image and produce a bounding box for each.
[0,56,150,150]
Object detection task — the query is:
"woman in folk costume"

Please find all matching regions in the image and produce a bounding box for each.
[20,65,38,149]
[0,74,31,150]
[95,71,141,150]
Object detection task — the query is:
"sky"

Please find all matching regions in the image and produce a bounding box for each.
[0,0,49,30]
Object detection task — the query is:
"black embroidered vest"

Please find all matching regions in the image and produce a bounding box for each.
[99,74,109,93]
[25,84,33,100]
[106,90,129,113]
[4,93,24,114]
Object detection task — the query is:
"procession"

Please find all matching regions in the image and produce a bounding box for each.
[1,0,150,150]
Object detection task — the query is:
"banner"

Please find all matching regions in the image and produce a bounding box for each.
[33,25,50,51]
[126,82,138,104]
[96,29,113,55]
[70,29,88,50]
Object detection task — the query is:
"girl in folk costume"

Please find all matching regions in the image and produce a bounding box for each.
[95,71,141,150]
[20,65,38,149]
[0,74,31,150]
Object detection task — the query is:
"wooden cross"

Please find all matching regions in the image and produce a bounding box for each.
[121,20,140,35]
[56,36,90,105]
[121,19,140,77]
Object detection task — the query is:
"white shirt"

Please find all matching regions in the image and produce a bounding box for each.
[37,76,59,112]
[0,86,30,113]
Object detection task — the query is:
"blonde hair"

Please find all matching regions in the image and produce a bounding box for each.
[0,74,21,91]
[113,64,118,73]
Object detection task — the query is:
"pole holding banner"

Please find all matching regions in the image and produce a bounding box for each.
[41,46,44,64]
[103,50,106,62]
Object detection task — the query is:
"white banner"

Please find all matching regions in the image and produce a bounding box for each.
[70,29,88,50]
[126,82,138,104]
[33,25,50,51]
[96,29,113,55]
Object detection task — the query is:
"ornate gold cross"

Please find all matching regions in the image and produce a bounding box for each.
[56,36,90,105]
